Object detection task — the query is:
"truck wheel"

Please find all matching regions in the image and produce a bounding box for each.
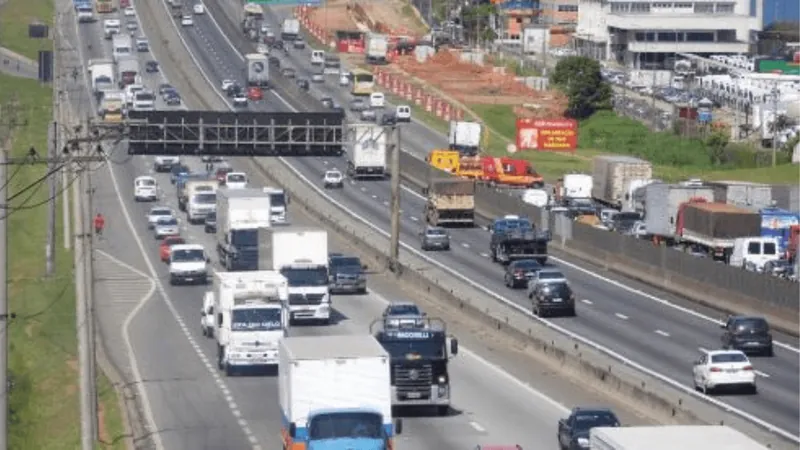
[217,346,224,370]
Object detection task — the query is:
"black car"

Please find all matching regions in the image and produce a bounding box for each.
[225,83,242,97]
[145,60,159,73]
[204,211,217,234]
[165,92,181,106]
[530,280,576,317]
[272,39,284,50]
[320,97,333,109]
[328,254,367,294]
[557,408,620,450]
[503,259,542,289]
[296,78,309,91]
[380,112,397,126]
[721,315,774,356]
[268,56,281,68]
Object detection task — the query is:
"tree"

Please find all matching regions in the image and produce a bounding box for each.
[703,130,729,165]
[550,56,612,119]
[461,3,495,46]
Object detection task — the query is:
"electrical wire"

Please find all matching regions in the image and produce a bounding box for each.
[0,158,28,193]
[5,162,68,204]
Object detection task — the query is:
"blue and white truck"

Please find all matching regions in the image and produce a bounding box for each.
[279,335,401,450]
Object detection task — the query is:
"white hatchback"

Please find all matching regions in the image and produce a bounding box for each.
[225,172,247,189]
[693,350,757,395]
[369,92,385,109]
[181,15,193,26]
[193,3,204,14]
[134,176,158,201]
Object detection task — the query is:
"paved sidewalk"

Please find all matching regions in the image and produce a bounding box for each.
[0,46,39,79]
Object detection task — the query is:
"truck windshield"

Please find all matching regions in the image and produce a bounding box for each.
[380,338,446,359]
[171,249,204,262]
[193,193,216,204]
[230,229,257,247]
[280,267,328,287]
[269,193,286,207]
[231,308,281,331]
[308,412,383,440]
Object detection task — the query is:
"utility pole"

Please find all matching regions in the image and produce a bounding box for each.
[46,121,57,276]
[84,168,98,440]
[771,80,779,167]
[0,147,8,450]
[388,125,401,272]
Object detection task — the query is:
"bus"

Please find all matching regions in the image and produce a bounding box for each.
[351,68,375,96]
[95,0,113,13]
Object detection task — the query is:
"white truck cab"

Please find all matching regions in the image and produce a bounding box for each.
[225,172,248,189]
[201,291,215,337]
[214,271,290,376]
[310,50,325,65]
[263,187,288,224]
[395,104,411,122]
[133,175,158,201]
[186,180,219,224]
[168,244,210,285]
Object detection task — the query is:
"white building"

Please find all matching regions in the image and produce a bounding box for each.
[575,0,763,68]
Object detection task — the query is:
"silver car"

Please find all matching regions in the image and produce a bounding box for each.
[526,268,567,298]
[154,216,180,239]
[420,226,450,251]
[359,109,376,122]
[147,206,175,229]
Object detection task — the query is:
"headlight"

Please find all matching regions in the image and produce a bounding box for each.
[577,437,589,447]
[438,375,447,384]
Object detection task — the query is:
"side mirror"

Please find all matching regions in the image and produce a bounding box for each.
[289,423,296,438]
[286,194,291,205]
[450,338,459,355]
[394,418,403,435]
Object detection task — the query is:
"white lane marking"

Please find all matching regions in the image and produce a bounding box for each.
[698,347,709,353]
[360,187,366,192]
[461,242,470,248]
[654,330,670,337]
[479,252,489,258]
[615,313,629,320]
[371,195,377,199]
[383,201,389,206]
[469,421,486,433]
[410,216,418,222]
[171,10,798,441]
[755,370,771,378]
[581,299,593,305]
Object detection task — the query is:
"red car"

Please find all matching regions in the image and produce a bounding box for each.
[160,235,185,263]
[119,0,130,7]
[247,86,263,101]
[215,166,233,184]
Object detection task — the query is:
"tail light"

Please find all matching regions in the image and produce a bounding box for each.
[709,367,722,372]
[742,365,753,371]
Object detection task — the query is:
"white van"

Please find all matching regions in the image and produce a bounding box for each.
[133,176,157,201]
[112,34,132,61]
[310,50,324,66]
[369,92,385,109]
[201,291,215,337]
[395,104,411,122]
[103,19,120,39]
[224,172,248,189]
[131,90,156,111]
[729,237,780,271]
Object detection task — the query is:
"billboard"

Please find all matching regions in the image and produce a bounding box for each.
[755,55,800,76]
[515,118,577,152]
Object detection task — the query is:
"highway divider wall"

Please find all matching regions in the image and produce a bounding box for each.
[245,153,795,450]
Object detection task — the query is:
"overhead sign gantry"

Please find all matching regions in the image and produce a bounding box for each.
[116,110,346,156]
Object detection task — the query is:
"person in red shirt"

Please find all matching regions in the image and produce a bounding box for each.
[94,213,105,237]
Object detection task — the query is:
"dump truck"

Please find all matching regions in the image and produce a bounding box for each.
[676,200,761,260]
[423,178,475,227]
[426,150,483,179]
[590,425,769,450]
[592,155,653,209]
[489,215,550,264]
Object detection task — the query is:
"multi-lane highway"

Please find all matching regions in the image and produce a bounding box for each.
[153,0,800,438]
[67,4,656,450]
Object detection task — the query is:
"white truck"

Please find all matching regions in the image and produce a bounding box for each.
[89,60,115,95]
[211,271,289,376]
[365,32,389,65]
[590,425,769,450]
[262,187,288,224]
[246,53,269,87]
[216,188,272,271]
[279,335,401,449]
[98,90,125,122]
[168,244,210,286]
[186,180,219,224]
[346,123,387,180]
[559,173,593,203]
[260,227,330,325]
[591,155,653,209]
[448,121,482,156]
[280,18,300,41]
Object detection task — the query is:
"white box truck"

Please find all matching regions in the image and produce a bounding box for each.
[246,53,269,87]
[216,188,272,271]
[212,271,289,376]
[592,155,653,209]
[186,180,219,224]
[448,121,481,156]
[262,187,289,224]
[366,33,388,64]
[89,60,115,95]
[590,425,769,450]
[346,123,387,180]
[281,18,300,41]
[260,227,330,324]
[279,335,401,450]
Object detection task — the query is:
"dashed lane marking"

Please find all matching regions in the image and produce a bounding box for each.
[654,329,670,337]
[461,242,470,248]
[479,252,489,258]
[615,313,629,320]
[469,421,486,433]
[581,299,593,305]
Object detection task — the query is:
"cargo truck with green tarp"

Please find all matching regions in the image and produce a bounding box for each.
[675,200,761,260]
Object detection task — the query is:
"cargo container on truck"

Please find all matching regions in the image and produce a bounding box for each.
[591,155,653,209]
[365,33,389,64]
[259,227,331,324]
[280,18,300,40]
[589,425,769,450]
[759,207,799,254]
[186,180,219,224]
[211,271,289,376]
[424,178,475,227]
[216,188,272,270]
[246,53,269,87]
[279,335,401,450]
[709,180,773,210]
[676,200,761,260]
[448,121,482,156]
[346,123,387,179]
[636,183,715,242]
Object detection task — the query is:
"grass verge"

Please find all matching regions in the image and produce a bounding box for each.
[2,74,126,449]
[0,0,52,60]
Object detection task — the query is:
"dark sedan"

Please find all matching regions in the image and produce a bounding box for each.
[204,211,217,234]
[721,315,774,357]
[503,259,542,289]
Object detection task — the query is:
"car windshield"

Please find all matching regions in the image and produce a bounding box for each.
[158,217,178,226]
[136,93,155,101]
[194,193,216,204]
[171,165,187,174]
[227,174,246,183]
[171,248,204,262]
[308,412,383,440]
[280,267,329,286]
[542,282,571,297]
[573,413,619,432]
[734,318,769,333]
[231,308,281,332]
[512,260,540,270]
[539,271,564,280]
[137,179,155,187]
[150,209,172,216]
[711,353,748,363]
[388,304,420,316]
[326,172,341,178]
[614,212,641,222]
[206,212,216,221]
[269,193,285,207]
[164,237,184,245]
[426,228,447,236]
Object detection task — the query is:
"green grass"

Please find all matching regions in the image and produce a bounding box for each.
[0,0,52,60]
[2,74,126,449]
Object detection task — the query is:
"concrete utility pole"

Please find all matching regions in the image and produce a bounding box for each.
[84,168,98,440]
[46,121,57,276]
[0,147,8,450]
[388,125,401,272]
[771,81,779,166]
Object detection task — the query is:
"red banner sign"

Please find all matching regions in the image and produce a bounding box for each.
[336,39,365,53]
[515,118,578,152]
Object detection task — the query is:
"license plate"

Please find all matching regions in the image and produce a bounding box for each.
[406,392,421,399]
[552,298,562,302]
[726,369,738,373]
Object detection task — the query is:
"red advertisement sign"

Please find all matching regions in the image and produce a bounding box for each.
[337,39,365,53]
[515,118,578,152]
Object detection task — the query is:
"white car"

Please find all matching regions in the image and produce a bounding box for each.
[125,21,138,32]
[323,169,343,188]
[181,15,193,26]
[153,155,180,172]
[201,291,215,337]
[154,216,180,239]
[339,72,350,86]
[232,93,247,107]
[256,43,269,55]
[146,206,175,229]
[169,244,209,285]
[193,3,204,14]
[225,172,247,189]
[221,79,235,92]
[134,176,158,201]
[395,105,411,122]
[369,92,385,109]
[311,72,324,83]
[693,350,757,395]
[123,6,135,16]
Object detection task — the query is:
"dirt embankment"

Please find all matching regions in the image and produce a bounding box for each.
[308,0,428,37]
